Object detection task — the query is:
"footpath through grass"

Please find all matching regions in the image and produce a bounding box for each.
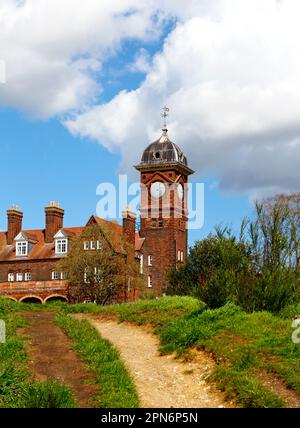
[55,314,139,408]
[59,296,300,408]
[0,299,75,408]
[2,296,300,408]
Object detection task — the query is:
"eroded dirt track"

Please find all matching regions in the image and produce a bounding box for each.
[79,315,232,408]
[22,312,97,408]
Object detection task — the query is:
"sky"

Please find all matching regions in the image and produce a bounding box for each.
[0,0,300,245]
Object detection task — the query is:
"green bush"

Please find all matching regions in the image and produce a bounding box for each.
[167,194,300,314]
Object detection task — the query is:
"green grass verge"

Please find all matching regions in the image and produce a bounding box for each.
[59,295,203,327]
[55,314,139,408]
[2,296,300,408]
[57,297,300,408]
[159,303,300,407]
[0,300,75,408]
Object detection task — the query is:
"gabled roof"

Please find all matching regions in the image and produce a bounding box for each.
[0,227,84,262]
[86,216,126,255]
[53,228,84,240]
[0,216,142,263]
[86,215,123,233]
[15,231,38,243]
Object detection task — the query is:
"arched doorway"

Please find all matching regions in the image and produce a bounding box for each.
[20,296,43,304]
[44,295,68,303]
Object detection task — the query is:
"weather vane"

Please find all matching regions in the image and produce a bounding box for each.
[161,106,170,129]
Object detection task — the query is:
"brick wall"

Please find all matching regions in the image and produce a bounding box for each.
[0,259,62,283]
[139,169,188,294]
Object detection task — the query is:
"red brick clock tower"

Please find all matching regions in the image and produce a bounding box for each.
[135,109,194,294]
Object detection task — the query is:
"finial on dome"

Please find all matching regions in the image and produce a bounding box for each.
[161,106,169,132]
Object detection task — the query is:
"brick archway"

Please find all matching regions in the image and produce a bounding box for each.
[19,295,43,304]
[44,294,68,303]
[1,296,18,302]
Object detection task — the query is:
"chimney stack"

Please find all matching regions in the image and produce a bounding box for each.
[7,205,23,245]
[44,201,64,243]
[122,208,136,249]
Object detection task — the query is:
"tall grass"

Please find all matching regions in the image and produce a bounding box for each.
[23,380,75,408]
[0,300,75,408]
[55,315,139,408]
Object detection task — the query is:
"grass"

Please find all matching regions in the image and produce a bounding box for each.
[56,296,300,408]
[280,302,300,319]
[0,299,75,408]
[23,380,75,408]
[60,295,204,327]
[2,295,300,408]
[55,314,139,408]
[157,303,300,407]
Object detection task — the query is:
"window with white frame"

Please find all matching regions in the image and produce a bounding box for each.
[8,273,14,282]
[16,241,28,257]
[140,254,144,274]
[177,250,181,261]
[181,251,184,262]
[16,272,23,282]
[61,272,67,280]
[25,272,31,281]
[90,240,96,250]
[84,241,90,250]
[147,275,153,288]
[97,240,102,250]
[52,271,59,280]
[148,255,153,266]
[55,239,68,255]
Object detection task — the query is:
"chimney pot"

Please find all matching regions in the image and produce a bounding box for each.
[122,208,136,249]
[7,206,23,245]
[44,202,64,243]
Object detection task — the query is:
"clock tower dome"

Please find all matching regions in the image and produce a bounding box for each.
[135,109,194,294]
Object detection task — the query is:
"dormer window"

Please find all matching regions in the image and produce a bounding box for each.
[55,239,68,255]
[16,241,28,256]
[54,230,68,255]
[15,232,31,257]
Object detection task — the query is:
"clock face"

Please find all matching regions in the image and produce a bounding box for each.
[150,181,166,198]
[177,183,184,199]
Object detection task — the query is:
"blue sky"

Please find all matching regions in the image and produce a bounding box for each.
[1,1,298,246]
[0,106,251,245]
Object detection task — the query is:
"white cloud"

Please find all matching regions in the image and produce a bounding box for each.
[0,0,171,118]
[1,0,300,197]
[128,48,152,74]
[67,0,300,197]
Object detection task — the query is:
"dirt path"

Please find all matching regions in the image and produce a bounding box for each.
[22,312,97,408]
[79,315,233,408]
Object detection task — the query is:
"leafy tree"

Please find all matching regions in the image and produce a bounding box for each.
[168,194,300,313]
[59,223,141,305]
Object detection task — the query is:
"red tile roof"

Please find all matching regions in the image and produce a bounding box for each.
[0,227,84,262]
[0,216,142,262]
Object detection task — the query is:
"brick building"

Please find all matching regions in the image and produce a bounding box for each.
[0,126,193,303]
